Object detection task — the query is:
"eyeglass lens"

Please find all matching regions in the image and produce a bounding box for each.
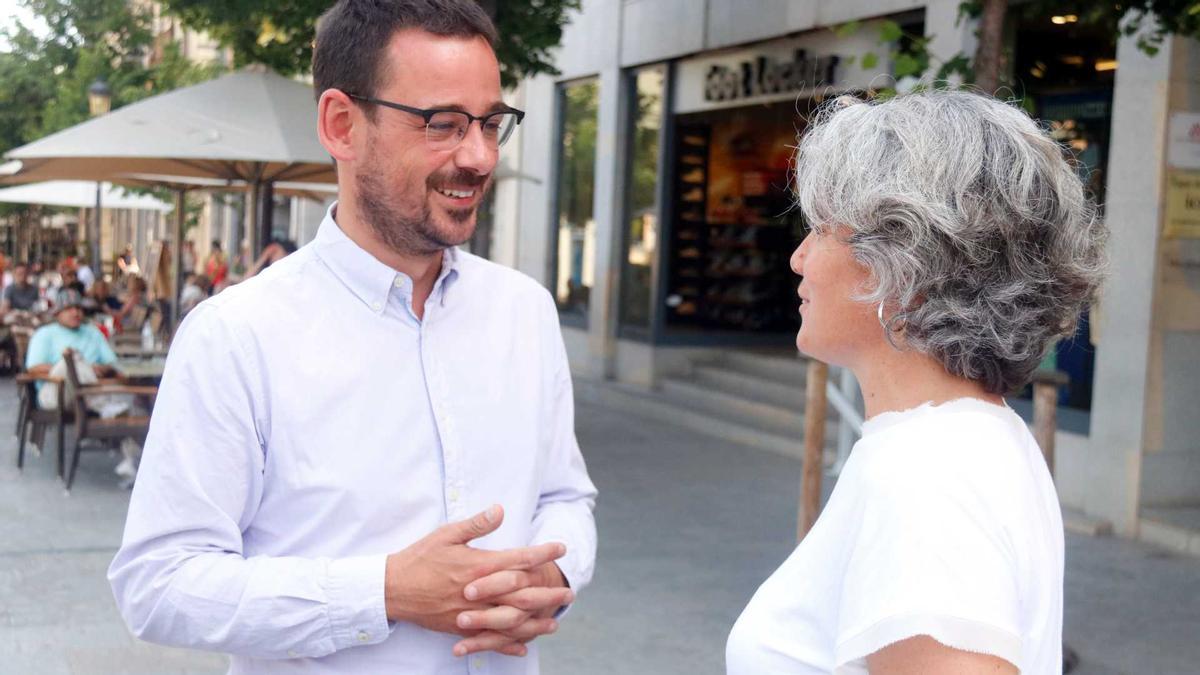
[426,111,519,149]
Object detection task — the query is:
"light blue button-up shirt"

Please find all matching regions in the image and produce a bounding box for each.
[109,206,598,674]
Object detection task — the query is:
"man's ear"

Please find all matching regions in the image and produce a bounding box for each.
[317,89,360,164]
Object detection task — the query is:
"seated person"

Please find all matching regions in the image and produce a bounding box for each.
[28,288,143,483]
[26,288,118,384]
[1,262,40,316]
[85,279,123,315]
[113,276,150,334]
[178,273,210,317]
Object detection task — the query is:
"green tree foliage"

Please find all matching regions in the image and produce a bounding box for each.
[159,0,582,89]
[844,0,1200,95]
[1,0,220,153]
[0,0,219,220]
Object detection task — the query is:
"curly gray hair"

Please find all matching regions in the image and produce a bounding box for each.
[793,90,1108,394]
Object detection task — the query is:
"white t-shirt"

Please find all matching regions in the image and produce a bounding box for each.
[726,398,1064,674]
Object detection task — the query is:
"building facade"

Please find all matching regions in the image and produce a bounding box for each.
[489,0,1200,549]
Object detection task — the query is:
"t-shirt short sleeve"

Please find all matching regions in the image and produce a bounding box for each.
[25,327,53,370]
[87,326,118,365]
[834,458,1024,672]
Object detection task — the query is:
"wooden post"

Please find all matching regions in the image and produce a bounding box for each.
[1031,369,1069,476]
[799,359,829,542]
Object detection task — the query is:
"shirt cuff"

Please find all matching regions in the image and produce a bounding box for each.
[324,555,392,651]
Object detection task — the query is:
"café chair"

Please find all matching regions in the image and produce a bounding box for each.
[61,349,158,493]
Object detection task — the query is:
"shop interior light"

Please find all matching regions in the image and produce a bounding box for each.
[1060,55,1085,66]
[1095,59,1118,71]
[1051,14,1079,24]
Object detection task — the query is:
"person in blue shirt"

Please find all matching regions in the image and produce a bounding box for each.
[25,287,118,384]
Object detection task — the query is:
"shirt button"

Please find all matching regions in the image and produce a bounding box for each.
[371,301,382,311]
[287,649,298,657]
[357,630,370,643]
[472,655,485,668]
[393,278,404,288]
[448,488,460,502]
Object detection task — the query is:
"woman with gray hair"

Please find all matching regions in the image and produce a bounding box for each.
[726,89,1106,674]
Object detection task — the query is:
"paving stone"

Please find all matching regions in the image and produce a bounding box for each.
[2,377,1198,674]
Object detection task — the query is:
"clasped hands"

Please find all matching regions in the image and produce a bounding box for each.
[384,504,572,658]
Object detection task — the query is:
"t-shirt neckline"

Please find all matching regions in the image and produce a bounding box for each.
[861,397,1014,438]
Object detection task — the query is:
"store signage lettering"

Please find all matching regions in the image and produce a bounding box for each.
[704,50,840,103]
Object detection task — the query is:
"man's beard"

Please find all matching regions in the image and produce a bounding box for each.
[356,161,490,258]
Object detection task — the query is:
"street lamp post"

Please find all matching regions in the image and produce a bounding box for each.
[86,78,111,277]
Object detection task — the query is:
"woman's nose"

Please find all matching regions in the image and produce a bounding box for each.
[790,231,812,275]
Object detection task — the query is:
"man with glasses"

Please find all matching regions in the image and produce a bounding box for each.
[109,2,597,673]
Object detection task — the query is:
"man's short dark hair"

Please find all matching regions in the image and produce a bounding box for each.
[313,0,498,119]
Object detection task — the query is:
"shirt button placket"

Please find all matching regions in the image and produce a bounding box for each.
[425,327,460,520]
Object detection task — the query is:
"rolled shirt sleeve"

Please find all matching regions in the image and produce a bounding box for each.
[107,305,391,659]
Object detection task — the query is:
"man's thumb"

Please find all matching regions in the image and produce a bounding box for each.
[441,504,504,544]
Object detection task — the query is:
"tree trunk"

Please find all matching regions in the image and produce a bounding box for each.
[974,0,1009,94]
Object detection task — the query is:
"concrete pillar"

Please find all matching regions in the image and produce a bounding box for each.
[923,0,978,85]
[1084,33,1177,535]
[489,83,527,271]
[513,74,556,285]
[585,66,629,380]
[1138,37,1200,508]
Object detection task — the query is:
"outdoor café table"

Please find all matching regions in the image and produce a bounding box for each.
[113,345,170,359]
[116,357,167,384]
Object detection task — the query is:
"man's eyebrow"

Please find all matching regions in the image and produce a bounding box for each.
[427,101,515,115]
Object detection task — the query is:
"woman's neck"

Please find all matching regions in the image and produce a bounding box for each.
[850,344,1003,420]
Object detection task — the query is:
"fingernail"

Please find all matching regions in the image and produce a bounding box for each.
[548,620,559,633]
[464,585,478,600]
[564,590,575,603]
[457,614,472,628]
[453,645,466,657]
[556,543,566,556]
[485,505,499,522]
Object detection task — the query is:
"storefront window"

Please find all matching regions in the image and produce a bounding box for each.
[664,101,806,337]
[619,66,666,333]
[552,79,600,324]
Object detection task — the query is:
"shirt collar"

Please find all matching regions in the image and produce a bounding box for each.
[313,203,463,314]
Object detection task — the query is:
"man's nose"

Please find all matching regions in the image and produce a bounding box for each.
[453,122,497,176]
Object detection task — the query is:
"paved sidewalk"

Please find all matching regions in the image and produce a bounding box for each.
[2,379,1198,674]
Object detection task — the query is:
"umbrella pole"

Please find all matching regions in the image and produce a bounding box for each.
[259,181,275,252]
[172,189,186,331]
[92,182,102,274]
[246,182,260,259]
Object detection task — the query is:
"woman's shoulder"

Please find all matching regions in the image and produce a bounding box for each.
[850,400,1039,508]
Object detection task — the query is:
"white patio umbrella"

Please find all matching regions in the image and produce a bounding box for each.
[1,65,336,324]
[0,180,172,211]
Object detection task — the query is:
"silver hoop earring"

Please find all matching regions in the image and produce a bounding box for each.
[878,301,906,351]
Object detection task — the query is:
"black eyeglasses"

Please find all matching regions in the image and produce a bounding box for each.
[346,93,525,150]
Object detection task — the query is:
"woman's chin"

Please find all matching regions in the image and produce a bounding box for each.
[795,330,815,357]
